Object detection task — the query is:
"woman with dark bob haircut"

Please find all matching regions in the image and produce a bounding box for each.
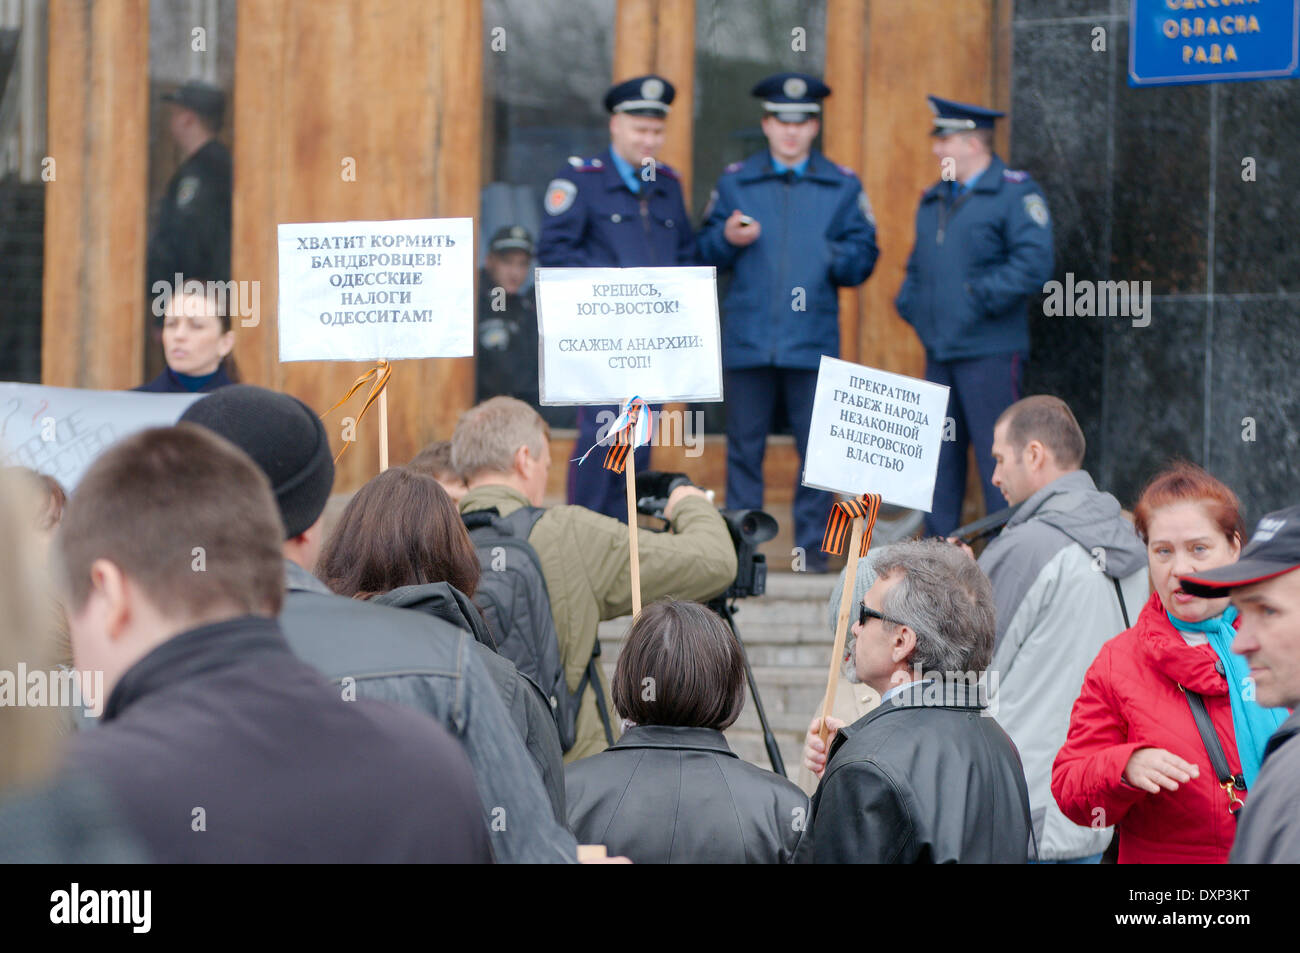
[565,599,809,863]
[316,466,566,820]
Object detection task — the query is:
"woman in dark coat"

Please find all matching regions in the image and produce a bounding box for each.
[136,288,237,393]
[565,599,808,863]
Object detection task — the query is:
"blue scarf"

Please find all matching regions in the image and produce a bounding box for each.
[1167,605,1290,787]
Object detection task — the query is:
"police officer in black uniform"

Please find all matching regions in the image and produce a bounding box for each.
[536,74,696,522]
[147,81,233,303]
[476,225,543,410]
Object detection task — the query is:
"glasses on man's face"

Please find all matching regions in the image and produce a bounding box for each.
[859,602,909,630]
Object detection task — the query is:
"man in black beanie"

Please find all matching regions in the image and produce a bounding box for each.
[180,385,578,864]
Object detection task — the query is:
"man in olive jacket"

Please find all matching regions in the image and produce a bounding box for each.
[796,539,1032,863]
[453,397,738,762]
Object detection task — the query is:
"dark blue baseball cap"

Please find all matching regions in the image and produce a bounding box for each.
[927,95,1004,135]
[1181,503,1300,596]
[752,72,830,123]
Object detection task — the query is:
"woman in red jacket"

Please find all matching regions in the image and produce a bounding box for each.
[1052,463,1290,863]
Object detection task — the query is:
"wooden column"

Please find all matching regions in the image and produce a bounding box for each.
[853,0,999,380]
[43,0,150,388]
[613,0,695,200]
[824,0,868,368]
[232,0,481,492]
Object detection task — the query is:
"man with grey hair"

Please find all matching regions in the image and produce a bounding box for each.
[454,396,737,762]
[794,539,1032,863]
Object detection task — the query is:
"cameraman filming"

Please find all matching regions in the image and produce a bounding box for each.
[453,397,737,762]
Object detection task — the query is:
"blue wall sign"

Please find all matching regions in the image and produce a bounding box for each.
[1130,0,1300,86]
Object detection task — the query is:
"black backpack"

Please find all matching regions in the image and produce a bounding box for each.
[462,506,611,752]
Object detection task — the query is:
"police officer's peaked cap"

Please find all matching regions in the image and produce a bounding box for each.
[604,75,675,117]
[927,95,1004,135]
[489,225,534,256]
[180,385,334,540]
[752,72,831,122]
[163,80,227,127]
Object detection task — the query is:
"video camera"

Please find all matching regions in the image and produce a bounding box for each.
[634,470,778,599]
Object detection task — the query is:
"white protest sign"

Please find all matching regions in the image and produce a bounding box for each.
[277,217,474,362]
[535,267,722,404]
[0,383,200,490]
[802,357,949,511]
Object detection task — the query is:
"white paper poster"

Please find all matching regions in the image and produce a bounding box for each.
[535,266,723,404]
[801,356,949,512]
[0,382,201,490]
[277,217,474,362]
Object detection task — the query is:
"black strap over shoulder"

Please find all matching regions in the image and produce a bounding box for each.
[1112,577,1131,629]
[1182,686,1246,816]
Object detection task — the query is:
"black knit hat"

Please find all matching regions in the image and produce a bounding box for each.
[179,385,334,538]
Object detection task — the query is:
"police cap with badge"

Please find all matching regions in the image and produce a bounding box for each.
[488,225,534,256]
[752,72,830,123]
[604,74,675,118]
[927,95,1003,136]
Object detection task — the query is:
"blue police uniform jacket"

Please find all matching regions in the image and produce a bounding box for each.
[536,151,696,268]
[696,150,878,371]
[895,155,1054,362]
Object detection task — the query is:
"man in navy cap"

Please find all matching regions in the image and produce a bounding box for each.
[697,72,879,572]
[537,74,696,522]
[477,225,543,411]
[147,80,232,305]
[1180,504,1300,863]
[896,95,1054,537]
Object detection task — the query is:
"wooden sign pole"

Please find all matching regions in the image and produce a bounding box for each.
[819,517,864,747]
[624,437,642,617]
[378,386,390,472]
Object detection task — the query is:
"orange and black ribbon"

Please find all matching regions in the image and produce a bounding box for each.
[602,402,644,475]
[821,493,883,557]
[319,359,392,462]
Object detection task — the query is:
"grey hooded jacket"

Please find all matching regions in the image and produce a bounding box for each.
[278,561,577,863]
[980,469,1147,861]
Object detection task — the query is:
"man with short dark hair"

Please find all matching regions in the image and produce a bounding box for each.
[180,385,577,862]
[795,539,1031,863]
[59,425,490,863]
[1180,504,1300,863]
[896,95,1055,537]
[976,394,1145,862]
[454,396,737,761]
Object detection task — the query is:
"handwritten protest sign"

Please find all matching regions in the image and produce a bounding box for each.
[0,383,199,490]
[277,217,474,363]
[535,267,722,404]
[802,357,949,511]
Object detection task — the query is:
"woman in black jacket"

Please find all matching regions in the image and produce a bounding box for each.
[565,599,808,863]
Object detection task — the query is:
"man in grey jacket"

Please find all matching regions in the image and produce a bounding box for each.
[974,396,1147,862]
[180,385,578,864]
[1181,502,1300,864]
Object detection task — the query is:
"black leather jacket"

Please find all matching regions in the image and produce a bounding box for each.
[796,680,1032,863]
[565,725,808,863]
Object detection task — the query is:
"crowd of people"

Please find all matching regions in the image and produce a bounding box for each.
[1,382,1298,865]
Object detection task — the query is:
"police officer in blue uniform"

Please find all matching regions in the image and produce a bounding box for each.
[896,96,1055,537]
[697,73,878,571]
[537,74,696,522]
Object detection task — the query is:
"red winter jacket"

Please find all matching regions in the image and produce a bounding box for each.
[1051,591,1243,864]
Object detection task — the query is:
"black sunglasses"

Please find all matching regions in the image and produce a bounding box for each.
[859,602,910,630]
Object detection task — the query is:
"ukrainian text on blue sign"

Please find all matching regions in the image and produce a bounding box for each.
[1130,0,1299,87]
